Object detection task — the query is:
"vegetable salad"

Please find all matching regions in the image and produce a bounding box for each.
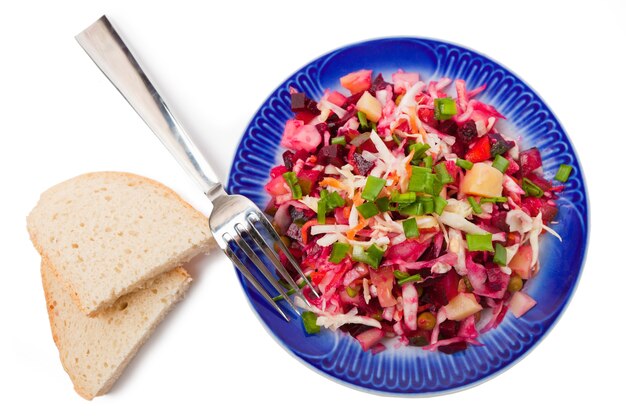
[264,69,571,354]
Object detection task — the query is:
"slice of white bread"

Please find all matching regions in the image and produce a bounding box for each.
[27,172,212,316]
[42,259,192,400]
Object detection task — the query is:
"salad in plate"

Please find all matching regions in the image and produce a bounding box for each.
[264,69,572,355]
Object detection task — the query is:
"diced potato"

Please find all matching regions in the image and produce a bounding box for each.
[460,162,503,197]
[356,91,382,123]
[340,69,372,95]
[445,293,483,321]
[509,291,537,318]
[509,244,533,279]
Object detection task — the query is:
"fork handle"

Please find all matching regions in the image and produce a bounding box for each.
[76,15,225,201]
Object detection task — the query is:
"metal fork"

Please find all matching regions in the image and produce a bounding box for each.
[75,15,318,321]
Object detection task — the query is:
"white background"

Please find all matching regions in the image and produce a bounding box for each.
[1,0,624,415]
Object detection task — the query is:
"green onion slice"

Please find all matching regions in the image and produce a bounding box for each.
[491,155,510,173]
[466,233,494,252]
[362,175,386,201]
[329,242,351,264]
[555,164,573,183]
[402,217,420,238]
[356,201,380,219]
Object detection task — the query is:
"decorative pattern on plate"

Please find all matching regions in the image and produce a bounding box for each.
[227,38,588,395]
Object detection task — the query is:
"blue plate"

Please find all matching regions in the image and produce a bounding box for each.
[226,38,588,395]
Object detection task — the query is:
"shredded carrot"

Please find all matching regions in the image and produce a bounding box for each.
[406,149,415,173]
[345,191,366,240]
[300,219,318,244]
[414,109,428,140]
[408,106,419,133]
[343,205,351,219]
[387,172,399,187]
[319,177,349,190]
[352,191,364,206]
[346,215,368,240]
[301,218,337,244]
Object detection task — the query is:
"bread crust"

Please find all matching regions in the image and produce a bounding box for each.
[41,258,192,400]
[27,171,212,315]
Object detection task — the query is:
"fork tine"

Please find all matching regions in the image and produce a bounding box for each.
[233,225,300,315]
[223,235,290,322]
[246,218,311,307]
[249,212,320,298]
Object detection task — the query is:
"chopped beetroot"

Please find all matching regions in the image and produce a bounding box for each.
[264,198,277,216]
[286,223,303,242]
[317,144,345,167]
[324,112,340,130]
[540,202,559,222]
[451,139,467,158]
[438,341,468,355]
[328,106,357,134]
[521,197,543,217]
[437,119,458,136]
[418,107,436,125]
[265,175,289,197]
[315,122,328,137]
[445,160,461,182]
[282,151,296,171]
[456,120,478,143]
[490,211,510,232]
[441,269,460,302]
[294,111,317,124]
[288,205,314,222]
[270,165,288,179]
[426,277,450,308]
[489,132,514,157]
[352,152,374,175]
[282,150,310,171]
[525,172,553,191]
[291,92,320,114]
[297,169,321,195]
[344,91,366,107]
[369,73,392,94]
[438,320,459,339]
[360,139,381,155]
[505,156,520,175]
[519,147,542,176]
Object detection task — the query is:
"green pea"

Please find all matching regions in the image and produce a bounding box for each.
[508,275,524,292]
[417,311,437,330]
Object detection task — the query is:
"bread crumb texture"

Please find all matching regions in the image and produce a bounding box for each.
[27,172,212,315]
[42,261,192,400]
